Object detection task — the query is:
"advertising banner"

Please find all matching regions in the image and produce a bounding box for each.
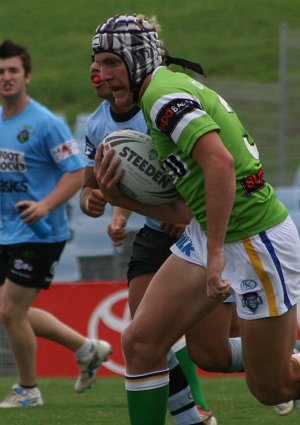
[34,281,129,377]
[34,281,300,378]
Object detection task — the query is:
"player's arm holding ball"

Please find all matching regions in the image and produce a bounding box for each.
[95,144,192,225]
[80,164,106,217]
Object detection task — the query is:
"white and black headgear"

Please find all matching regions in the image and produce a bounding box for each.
[92,13,206,100]
[92,14,163,98]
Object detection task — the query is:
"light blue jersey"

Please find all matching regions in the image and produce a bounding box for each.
[85,100,163,233]
[0,98,85,244]
[85,100,147,165]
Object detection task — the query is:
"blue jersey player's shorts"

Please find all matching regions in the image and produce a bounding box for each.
[0,241,66,289]
[171,216,300,320]
[127,225,177,284]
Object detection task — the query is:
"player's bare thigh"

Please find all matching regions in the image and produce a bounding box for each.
[240,305,300,404]
[122,254,221,373]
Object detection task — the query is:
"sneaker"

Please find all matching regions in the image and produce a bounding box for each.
[74,339,112,393]
[0,384,43,408]
[196,406,218,425]
[273,401,294,416]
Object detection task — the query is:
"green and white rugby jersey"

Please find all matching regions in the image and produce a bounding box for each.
[141,66,287,243]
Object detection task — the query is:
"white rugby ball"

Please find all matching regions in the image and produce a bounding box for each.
[102,129,177,205]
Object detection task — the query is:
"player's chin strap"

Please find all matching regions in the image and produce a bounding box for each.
[165,55,206,77]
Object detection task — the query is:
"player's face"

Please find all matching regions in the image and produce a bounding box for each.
[0,56,31,100]
[94,52,132,107]
[90,60,113,100]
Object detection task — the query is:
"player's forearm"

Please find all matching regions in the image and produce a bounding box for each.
[80,186,92,215]
[192,131,235,253]
[205,160,235,253]
[112,207,132,221]
[43,169,84,212]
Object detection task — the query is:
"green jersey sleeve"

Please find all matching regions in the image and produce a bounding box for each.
[141,67,287,242]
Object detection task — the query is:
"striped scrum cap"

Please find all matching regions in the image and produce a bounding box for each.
[92,14,163,95]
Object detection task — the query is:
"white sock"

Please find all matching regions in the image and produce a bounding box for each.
[292,351,300,366]
[228,337,244,372]
[75,339,93,361]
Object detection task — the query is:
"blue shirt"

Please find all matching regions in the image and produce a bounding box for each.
[0,98,85,244]
[85,100,147,165]
[85,100,162,232]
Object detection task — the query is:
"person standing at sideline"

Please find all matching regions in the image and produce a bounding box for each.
[80,59,217,425]
[0,39,111,408]
[92,14,300,425]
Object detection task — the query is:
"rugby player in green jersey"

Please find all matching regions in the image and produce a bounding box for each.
[80,58,217,425]
[92,14,300,424]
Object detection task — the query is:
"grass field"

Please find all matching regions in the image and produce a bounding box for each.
[2,0,300,185]
[1,0,300,126]
[0,376,299,425]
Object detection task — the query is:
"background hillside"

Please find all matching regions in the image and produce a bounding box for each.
[1,0,300,126]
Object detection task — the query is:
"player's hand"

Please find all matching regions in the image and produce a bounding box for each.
[107,215,129,246]
[206,250,231,299]
[160,222,186,238]
[16,200,49,224]
[84,188,106,217]
[94,144,125,205]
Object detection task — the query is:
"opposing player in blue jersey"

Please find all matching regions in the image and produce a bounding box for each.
[0,40,111,408]
[92,14,300,424]
[80,59,218,425]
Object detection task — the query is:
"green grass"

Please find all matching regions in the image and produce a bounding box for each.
[0,376,299,424]
[1,0,300,127]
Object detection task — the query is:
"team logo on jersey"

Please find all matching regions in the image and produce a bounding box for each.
[85,137,96,158]
[17,125,32,143]
[241,292,263,313]
[240,168,265,197]
[161,154,189,184]
[156,98,202,136]
[51,140,80,162]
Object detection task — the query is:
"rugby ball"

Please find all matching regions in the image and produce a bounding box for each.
[102,129,177,205]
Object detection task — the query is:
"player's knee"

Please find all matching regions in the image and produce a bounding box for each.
[188,342,231,372]
[122,323,159,368]
[0,302,13,326]
[247,379,290,405]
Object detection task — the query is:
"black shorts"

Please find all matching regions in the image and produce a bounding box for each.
[127,225,177,283]
[0,241,66,289]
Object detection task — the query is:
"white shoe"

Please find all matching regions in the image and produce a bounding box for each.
[273,400,294,416]
[74,339,112,393]
[0,384,43,408]
[196,406,218,425]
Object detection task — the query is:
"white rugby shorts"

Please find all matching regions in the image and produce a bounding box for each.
[171,216,300,320]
